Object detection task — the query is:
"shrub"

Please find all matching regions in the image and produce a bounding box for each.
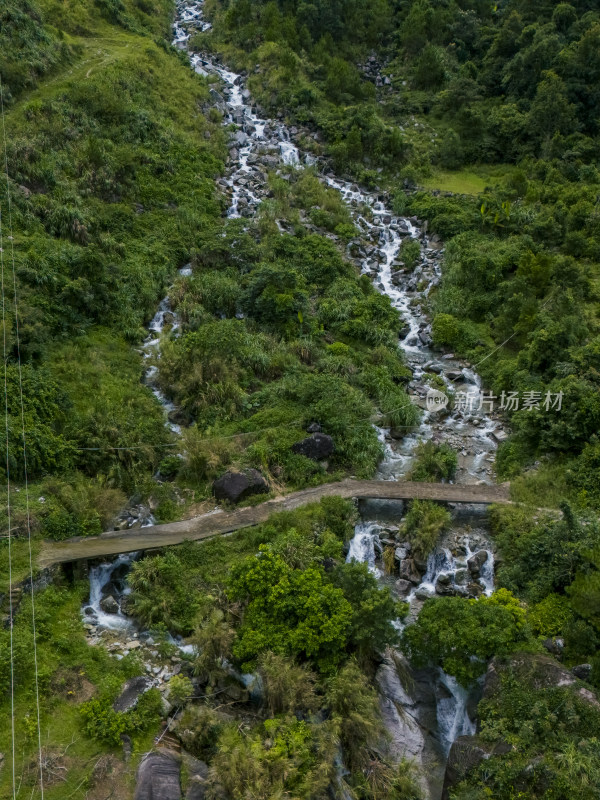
[258,652,318,716]
[167,675,194,707]
[401,589,529,686]
[404,500,451,560]
[80,689,162,745]
[399,238,421,270]
[409,441,457,482]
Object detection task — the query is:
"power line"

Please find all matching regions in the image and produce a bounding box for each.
[0,137,17,800]
[0,75,44,798]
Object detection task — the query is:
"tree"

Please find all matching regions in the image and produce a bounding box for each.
[413,44,446,90]
[192,608,235,681]
[332,561,402,661]
[568,550,600,634]
[228,547,353,672]
[529,70,576,142]
[326,659,384,771]
[401,589,529,686]
[258,652,318,716]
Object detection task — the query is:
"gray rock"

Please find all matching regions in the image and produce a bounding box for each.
[209,88,225,108]
[484,653,575,699]
[113,676,154,713]
[442,735,512,798]
[121,734,133,762]
[100,595,119,614]
[377,651,442,797]
[134,751,182,800]
[454,568,468,585]
[222,682,250,703]
[571,663,592,681]
[180,756,208,800]
[212,469,269,503]
[467,550,488,577]
[467,581,484,598]
[399,557,422,585]
[120,594,135,616]
[394,546,409,562]
[415,587,434,601]
[394,579,412,595]
[291,432,334,461]
[542,637,565,657]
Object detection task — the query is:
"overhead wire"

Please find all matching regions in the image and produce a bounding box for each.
[0,113,17,800]
[0,74,45,798]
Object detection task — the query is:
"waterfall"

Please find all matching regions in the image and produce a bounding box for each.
[436,671,476,756]
[85,552,138,630]
[346,522,382,576]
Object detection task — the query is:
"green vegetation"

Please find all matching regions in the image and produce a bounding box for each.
[201,0,600,504]
[130,498,403,671]
[409,440,458,483]
[158,213,418,492]
[452,654,600,800]
[403,499,451,561]
[490,503,600,678]
[1,500,416,799]
[401,588,529,686]
[0,582,158,798]
[4,0,600,798]
[0,0,227,544]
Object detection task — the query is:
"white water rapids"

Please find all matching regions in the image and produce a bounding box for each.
[82,2,509,788]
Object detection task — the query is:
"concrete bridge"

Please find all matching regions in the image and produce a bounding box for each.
[38,479,511,568]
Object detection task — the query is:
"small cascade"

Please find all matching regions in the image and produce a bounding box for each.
[408,534,495,602]
[141,262,193,435]
[436,671,476,756]
[82,516,154,630]
[346,522,382,577]
[84,552,138,631]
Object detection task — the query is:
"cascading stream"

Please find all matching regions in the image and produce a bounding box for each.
[173,0,505,763]
[83,2,507,777]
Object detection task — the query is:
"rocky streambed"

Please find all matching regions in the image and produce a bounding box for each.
[80,2,512,797]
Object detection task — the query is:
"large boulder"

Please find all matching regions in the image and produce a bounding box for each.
[134,751,181,800]
[113,676,153,713]
[484,653,576,698]
[572,663,592,681]
[100,595,119,614]
[376,650,444,798]
[182,753,209,800]
[212,469,269,504]
[467,550,488,578]
[442,653,600,796]
[442,736,512,798]
[291,433,334,461]
[398,557,422,585]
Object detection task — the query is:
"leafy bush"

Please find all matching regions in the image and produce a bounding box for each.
[258,652,318,716]
[228,546,353,672]
[401,589,529,686]
[404,500,451,560]
[167,674,194,707]
[80,688,162,745]
[409,441,457,482]
[399,238,421,270]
